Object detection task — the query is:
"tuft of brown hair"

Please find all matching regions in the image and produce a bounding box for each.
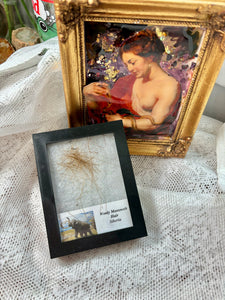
[59,147,96,180]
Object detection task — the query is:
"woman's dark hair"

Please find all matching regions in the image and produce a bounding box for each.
[119,29,165,62]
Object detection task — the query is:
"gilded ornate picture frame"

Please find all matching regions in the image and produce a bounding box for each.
[54,0,225,157]
[33,121,147,258]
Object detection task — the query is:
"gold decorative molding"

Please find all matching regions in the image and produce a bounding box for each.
[158,137,192,157]
[217,29,225,52]
[196,5,225,52]
[196,5,225,28]
[55,0,99,43]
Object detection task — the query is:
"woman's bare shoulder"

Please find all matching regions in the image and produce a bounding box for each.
[160,75,179,91]
[163,74,178,85]
[156,75,179,102]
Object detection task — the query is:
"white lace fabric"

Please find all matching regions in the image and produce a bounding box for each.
[1,38,225,299]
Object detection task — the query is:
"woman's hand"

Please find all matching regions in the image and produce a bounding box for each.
[83,82,110,97]
[106,114,133,128]
[84,82,110,109]
[105,114,122,122]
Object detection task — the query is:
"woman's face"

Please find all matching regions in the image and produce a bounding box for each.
[122,52,151,78]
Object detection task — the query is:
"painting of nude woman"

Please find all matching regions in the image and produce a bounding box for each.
[83,23,205,140]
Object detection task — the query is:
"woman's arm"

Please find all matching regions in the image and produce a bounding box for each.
[106,82,179,131]
[106,114,158,130]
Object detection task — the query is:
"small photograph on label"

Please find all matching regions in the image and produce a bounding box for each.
[58,211,97,243]
[58,199,133,242]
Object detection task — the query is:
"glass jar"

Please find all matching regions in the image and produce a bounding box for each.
[1,0,37,42]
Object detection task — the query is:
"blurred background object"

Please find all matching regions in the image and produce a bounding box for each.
[0,0,57,64]
[0,2,8,38]
[1,0,38,42]
[0,0,39,62]
[0,37,14,64]
[31,0,57,41]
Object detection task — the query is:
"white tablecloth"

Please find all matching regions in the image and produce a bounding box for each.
[1,38,225,300]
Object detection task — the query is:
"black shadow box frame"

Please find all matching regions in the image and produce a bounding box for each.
[33,121,147,258]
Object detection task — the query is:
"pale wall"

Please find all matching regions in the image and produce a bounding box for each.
[204,60,225,122]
